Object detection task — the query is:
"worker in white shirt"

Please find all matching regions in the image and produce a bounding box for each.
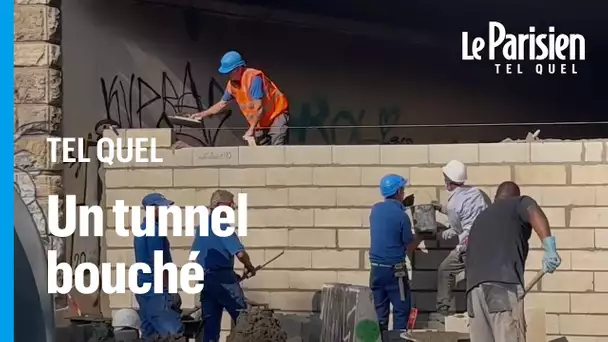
[428,160,491,330]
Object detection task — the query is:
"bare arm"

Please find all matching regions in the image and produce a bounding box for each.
[236,250,256,273]
[207,100,229,115]
[246,99,264,130]
[407,233,423,255]
[527,201,552,241]
[191,100,229,119]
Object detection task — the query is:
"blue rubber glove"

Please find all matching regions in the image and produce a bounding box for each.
[542,236,561,273]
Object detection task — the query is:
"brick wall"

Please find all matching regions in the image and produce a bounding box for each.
[104,129,608,341]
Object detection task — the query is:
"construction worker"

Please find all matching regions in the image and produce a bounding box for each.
[466,181,561,341]
[190,51,289,145]
[428,160,491,329]
[369,174,419,338]
[191,190,258,342]
[134,193,184,341]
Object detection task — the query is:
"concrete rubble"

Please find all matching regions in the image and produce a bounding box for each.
[226,308,288,342]
[501,129,608,143]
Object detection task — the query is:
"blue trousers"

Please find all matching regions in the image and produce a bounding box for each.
[135,292,184,341]
[202,270,247,342]
[370,266,412,332]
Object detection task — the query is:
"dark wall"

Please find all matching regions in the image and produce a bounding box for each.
[64,0,607,149]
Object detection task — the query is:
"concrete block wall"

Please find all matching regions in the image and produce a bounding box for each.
[103,129,608,341]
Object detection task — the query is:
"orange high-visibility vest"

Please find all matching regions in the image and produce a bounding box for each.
[225,68,289,128]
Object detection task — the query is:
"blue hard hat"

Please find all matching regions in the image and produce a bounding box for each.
[218,51,246,74]
[379,174,407,198]
[142,193,174,207]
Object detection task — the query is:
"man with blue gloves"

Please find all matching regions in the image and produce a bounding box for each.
[191,190,258,342]
[190,51,290,145]
[465,181,561,342]
[134,193,184,341]
[369,174,419,339]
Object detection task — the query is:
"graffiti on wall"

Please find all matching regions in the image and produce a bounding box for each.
[290,98,414,144]
[14,121,64,255]
[97,62,412,146]
[68,62,234,207]
[99,61,232,146]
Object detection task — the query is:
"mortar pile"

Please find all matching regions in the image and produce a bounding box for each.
[226,308,288,342]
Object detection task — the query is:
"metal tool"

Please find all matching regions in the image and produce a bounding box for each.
[241,250,285,281]
[182,251,285,317]
[399,332,421,342]
[394,263,407,301]
[519,270,546,300]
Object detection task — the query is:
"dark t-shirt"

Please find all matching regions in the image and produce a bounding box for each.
[465,195,536,292]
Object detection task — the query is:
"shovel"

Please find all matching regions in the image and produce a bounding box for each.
[519,270,546,300]
[239,250,285,281]
[181,251,285,317]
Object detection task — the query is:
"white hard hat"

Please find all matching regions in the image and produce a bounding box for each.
[442,160,467,183]
[112,308,141,331]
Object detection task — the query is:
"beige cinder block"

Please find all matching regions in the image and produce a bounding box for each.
[99,140,608,340]
[380,145,429,165]
[445,313,469,333]
[530,141,583,162]
[514,165,567,185]
[429,143,479,163]
[332,145,380,165]
[238,146,285,165]
[285,146,332,165]
[478,143,530,163]
[524,306,546,342]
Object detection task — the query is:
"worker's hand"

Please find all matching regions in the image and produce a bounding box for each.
[431,201,443,211]
[541,236,561,274]
[441,228,457,240]
[190,111,206,120]
[402,194,415,207]
[456,243,467,253]
[241,265,257,280]
[243,127,255,141]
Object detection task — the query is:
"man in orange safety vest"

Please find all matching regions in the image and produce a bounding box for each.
[190,51,289,145]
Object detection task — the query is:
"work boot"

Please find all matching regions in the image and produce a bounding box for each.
[427,307,449,331]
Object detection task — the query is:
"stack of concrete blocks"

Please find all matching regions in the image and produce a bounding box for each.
[103,129,608,342]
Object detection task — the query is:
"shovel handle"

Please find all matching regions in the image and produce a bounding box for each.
[239,250,286,282]
[520,270,546,300]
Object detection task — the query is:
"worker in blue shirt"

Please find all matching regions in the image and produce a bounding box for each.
[134,193,184,341]
[191,190,258,342]
[369,174,419,338]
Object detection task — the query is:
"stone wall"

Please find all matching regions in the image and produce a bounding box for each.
[14,1,64,257]
[104,129,608,341]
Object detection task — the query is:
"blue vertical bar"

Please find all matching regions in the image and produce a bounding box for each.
[1,0,15,340]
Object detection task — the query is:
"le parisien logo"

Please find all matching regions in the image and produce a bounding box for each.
[462,21,586,75]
